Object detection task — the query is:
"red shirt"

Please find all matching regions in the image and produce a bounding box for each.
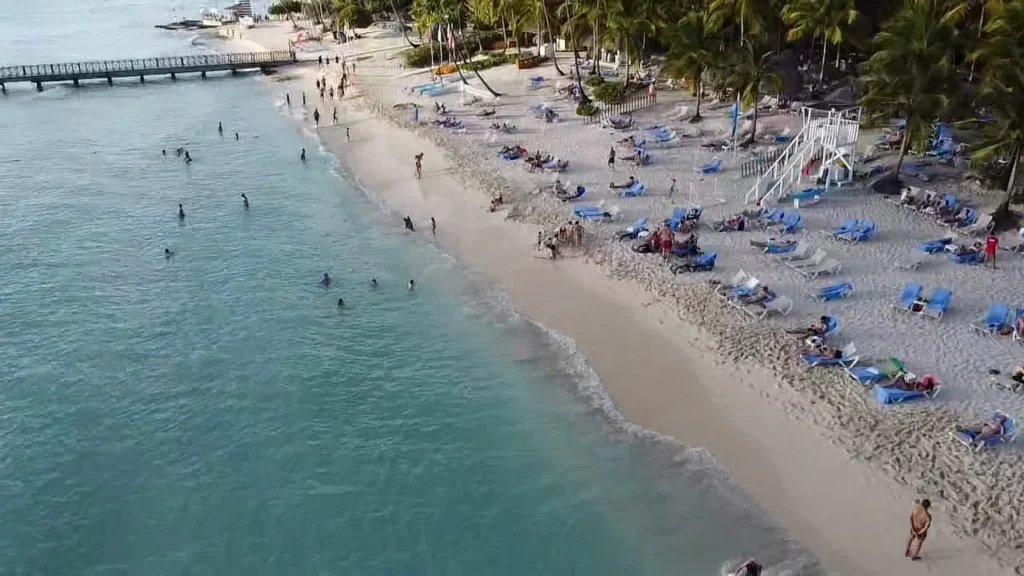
[986,236,999,254]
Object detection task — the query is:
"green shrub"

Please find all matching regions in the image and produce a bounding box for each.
[576,102,598,117]
[403,45,435,67]
[592,81,626,104]
[462,52,516,71]
[583,74,604,87]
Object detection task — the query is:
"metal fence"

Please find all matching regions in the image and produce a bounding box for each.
[0,51,295,81]
[582,91,656,124]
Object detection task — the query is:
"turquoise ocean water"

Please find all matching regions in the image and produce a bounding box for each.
[0,2,821,574]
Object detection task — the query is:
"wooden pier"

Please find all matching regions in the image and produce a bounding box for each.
[0,51,298,92]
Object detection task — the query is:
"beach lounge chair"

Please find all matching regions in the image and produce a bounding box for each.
[526,76,544,89]
[789,187,822,207]
[615,217,648,240]
[757,208,785,227]
[777,241,812,262]
[542,159,569,173]
[557,185,586,202]
[717,274,760,300]
[801,342,858,367]
[949,251,985,265]
[951,413,1018,451]
[762,241,798,255]
[921,287,952,320]
[917,238,954,254]
[717,270,750,293]
[845,220,876,242]
[972,302,1011,335]
[831,218,857,238]
[846,357,906,385]
[745,295,793,319]
[873,382,941,404]
[672,252,717,273]
[803,258,842,279]
[666,206,702,230]
[695,158,722,175]
[893,283,923,312]
[788,248,827,271]
[780,212,802,234]
[620,181,647,197]
[962,213,995,236]
[810,281,854,302]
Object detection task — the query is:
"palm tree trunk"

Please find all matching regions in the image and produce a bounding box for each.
[969,5,985,83]
[819,39,827,85]
[750,96,758,140]
[999,143,1020,215]
[623,38,630,87]
[456,17,503,97]
[591,0,600,75]
[389,0,418,47]
[501,15,509,51]
[834,41,840,68]
[542,1,565,75]
[894,123,912,175]
[692,77,703,121]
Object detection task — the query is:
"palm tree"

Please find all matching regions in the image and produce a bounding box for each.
[782,0,859,85]
[537,0,566,75]
[664,9,719,121]
[603,0,654,84]
[558,0,591,98]
[708,0,764,42]
[724,39,782,140]
[969,0,1024,214]
[861,0,960,174]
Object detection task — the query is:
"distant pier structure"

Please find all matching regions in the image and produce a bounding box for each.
[0,50,297,93]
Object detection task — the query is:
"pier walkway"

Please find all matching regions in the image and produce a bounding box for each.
[0,51,298,92]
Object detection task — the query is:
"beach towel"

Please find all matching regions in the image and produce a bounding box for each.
[801,342,857,367]
[764,242,798,255]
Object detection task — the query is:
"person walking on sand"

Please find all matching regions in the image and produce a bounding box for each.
[313,109,320,127]
[302,91,306,106]
[414,153,423,179]
[669,177,677,198]
[607,146,615,171]
[300,148,307,162]
[178,203,185,221]
[905,499,932,561]
[430,217,436,235]
[346,127,351,142]
[537,231,543,250]
[286,93,291,107]
[318,54,323,67]
[985,233,999,269]
[333,107,338,125]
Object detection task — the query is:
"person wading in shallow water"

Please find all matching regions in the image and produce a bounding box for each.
[905,499,932,561]
[300,148,306,162]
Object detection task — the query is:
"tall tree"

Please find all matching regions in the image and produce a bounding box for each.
[724,39,782,139]
[664,8,719,121]
[861,0,960,174]
[782,0,860,84]
[969,0,1024,213]
[603,0,654,83]
[708,0,765,42]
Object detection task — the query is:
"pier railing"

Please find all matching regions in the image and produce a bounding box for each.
[0,51,295,81]
[583,91,656,124]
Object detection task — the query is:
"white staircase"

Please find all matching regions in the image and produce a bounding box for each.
[745,107,861,204]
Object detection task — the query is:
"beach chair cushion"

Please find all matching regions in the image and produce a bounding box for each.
[873,384,936,404]
[816,281,854,301]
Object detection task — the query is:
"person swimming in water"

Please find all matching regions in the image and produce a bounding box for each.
[371,278,378,288]
[178,203,185,220]
[164,248,174,258]
[301,148,306,162]
[337,298,345,308]
[241,193,249,209]
[408,279,415,291]
[320,272,332,287]
[184,150,192,163]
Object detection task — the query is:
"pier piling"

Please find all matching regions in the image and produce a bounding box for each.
[170,72,176,81]
[73,78,79,87]
[140,75,145,84]
[35,82,42,92]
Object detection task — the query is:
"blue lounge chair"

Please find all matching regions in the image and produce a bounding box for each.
[672,252,717,273]
[558,186,586,202]
[832,218,857,237]
[791,187,823,202]
[927,138,955,159]
[666,206,701,230]
[621,181,647,197]
[922,287,952,320]
[846,358,906,385]
[812,281,854,302]
[972,302,1011,335]
[781,212,802,233]
[823,315,839,337]
[873,383,939,404]
[574,206,609,220]
[917,238,953,253]
[801,342,858,367]
[652,130,676,143]
[950,251,984,265]
[952,414,1018,451]
[848,219,876,242]
[759,209,785,227]
[615,217,648,240]
[894,283,923,312]
[695,158,722,174]
[764,242,798,255]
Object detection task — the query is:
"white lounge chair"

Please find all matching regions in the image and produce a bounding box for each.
[746,295,794,319]
[962,213,995,236]
[803,258,842,279]
[775,240,812,262]
[788,249,827,271]
[715,271,755,300]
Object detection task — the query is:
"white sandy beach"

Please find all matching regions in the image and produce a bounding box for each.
[234,20,1023,575]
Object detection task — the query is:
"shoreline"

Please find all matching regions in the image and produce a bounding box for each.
[235,23,1015,575]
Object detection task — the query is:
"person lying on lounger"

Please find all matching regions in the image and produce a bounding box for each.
[940,207,971,226]
[737,285,774,306]
[787,315,830,339]
[609,176,637,189]
[956,414,1009,442]
[749,238,796,249]
[884,373,939,393]
[803,340,844,359]
[952,240,984,256]
[477,107,496,117]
